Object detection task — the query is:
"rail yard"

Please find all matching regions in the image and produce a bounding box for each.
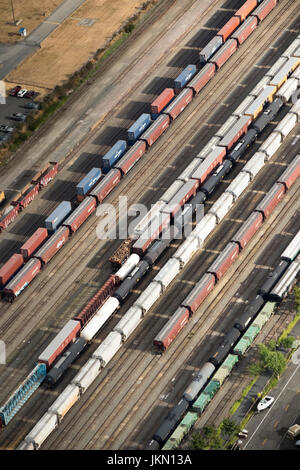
[0,0,299,453]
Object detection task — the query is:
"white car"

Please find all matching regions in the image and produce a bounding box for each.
[257,395,274,411]
[17,88,28,98]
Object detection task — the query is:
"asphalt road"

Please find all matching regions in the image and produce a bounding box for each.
[0,0,299,451]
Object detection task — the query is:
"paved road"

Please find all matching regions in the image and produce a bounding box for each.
[0,0,87,80]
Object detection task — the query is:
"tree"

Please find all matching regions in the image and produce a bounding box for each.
[192,425,224,450]
[221,418,240,440]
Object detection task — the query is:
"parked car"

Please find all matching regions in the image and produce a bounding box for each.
[17,89,28,98]
[11,113,26,121]
[25,90,35,99]
[0,125,14,133]
[23,101,39,110]
[257,396,274,411]
[0,134,10,145]
[9,86,21,96]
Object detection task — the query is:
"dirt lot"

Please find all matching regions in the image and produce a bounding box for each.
[0,0,63,44]
[5,0,151,94]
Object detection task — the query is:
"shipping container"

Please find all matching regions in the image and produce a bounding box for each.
[207,242,239,281]
[0,253,24,286]
[102,140,127,173]
[38,319,81,369]
[251,0,277,22]
[89,168,121,204]
[187,63,216,95]
[242,151,265,180]
[153,307,190,351]
[162,88,193,120]
[235,0,258,21]
[209,39,237,70]
[45,201,72,232]
[254,182,285,219]
[139,114,170,147]
[217,16,241,42]
[208,192,234,223]
[92,331,122,367]
[76,168,102,196]
[3,258,41,301]
[181,273,215,314]
[174,65,197,90]
[150,88,175,115]
[232,15,258,45]
[114,141,146,176]
[20,227,48,259]
[128,114,151,143]
[225,171,251,201]
[34,226,69,264]
[199,36,223,63]
[191,146,226,183]
[231,212,263,250]
[219,115,252,150]
[62,197,96,233]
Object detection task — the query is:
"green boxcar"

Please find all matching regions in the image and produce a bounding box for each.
[192,392,211,413]
[203,379,220,398]
[162,439,177,450]
[244,325,260,343]
[260,301,275,319]
[233,337,252,356]
[252,312,269,329]
[180,412,198,433]
[212,366,230,386]
[221,353,239,372]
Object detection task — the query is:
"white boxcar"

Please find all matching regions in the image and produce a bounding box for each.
[115,254,140,281]
[291,66,300,80]
[225,172,250,201]
[282,38,300,58]
[134,281,163,314]
[172,233,202,267]
[193,213,217,244]
[269,57,300,88]
[177,158,203,182]
[265,57,287,79]
[80,297,120,342]
[92,331,122,367]
[154,258,181,291]
[289,98,300,119]
[208,192,234,223]
[276,78,299,104]
[132,200,166,236]
[281,230,300,262]
[24,412,58,449]
[215,115,238,139]
[259,131,282,160]
[232,95,255,117]
[242,152,265,180]
[196,136,221,159]
[160,180,184,204]
[275,112,297,138]
[114,306,143,341]
[72,358,101,393]
[249,76,271,97]
[48,384,80,422]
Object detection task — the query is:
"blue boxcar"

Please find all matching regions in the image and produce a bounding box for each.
[127,114,151,144]
[102,140,127,174]
[174,64,197,89]
[45,201,72,232]
[76,168,102,196]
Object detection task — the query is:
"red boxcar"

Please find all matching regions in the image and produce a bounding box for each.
[132,212,170,256]
[150,88,175,115]
[153,307,190,351]
[39,162,59,188]
[191,146,226,184]
[181,273,215,314]
[139,114,170,147]
[114,141,146,176]
[20,227,48,259]
[254,182,285,219]
[3,258,41,301]
[187,63,216,95]
[217,16,241,42]
[0,205,20,231]
[232,16,258,45]
[161,179,199,218]
[218,115,252,151]
[209,38,238,69]
[89,168,121,204]
[277,154,300,190]
[74,274,120,326]
[33,226,70,265]
[62,196,96,233]
[252,0,277,22]
[207,242,239,281]
[18,184,39,209]
[0,253,24,286]
[235,0,258,22]
[38,319,81,370]
[162,88,193,120]
[231,211,263,250]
